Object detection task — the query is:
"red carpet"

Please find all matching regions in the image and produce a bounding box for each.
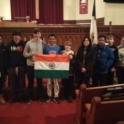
[0,100,76,124]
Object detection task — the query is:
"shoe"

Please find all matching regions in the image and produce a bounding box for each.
[54,97,60,104]
[46,97,52,103]
[39,98,46,104]
[24,98,32,104]
[18,98,25,103]
[67,97,73,103]
[0,94,6,104]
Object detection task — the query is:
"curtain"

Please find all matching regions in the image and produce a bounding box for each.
[55,0,63,24]
[27,0,36,20]
[39,0,63,24]
[10,0,63,24]
[10,0,36,21]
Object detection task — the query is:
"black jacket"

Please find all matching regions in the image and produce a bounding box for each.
[76,46,95,76]
[5,40,26,68]
[109,45,118,68]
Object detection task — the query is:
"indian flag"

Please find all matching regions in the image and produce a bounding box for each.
[34,54,70,78]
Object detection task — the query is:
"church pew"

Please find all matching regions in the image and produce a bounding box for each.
[116,121,124,124]
[75,84,124,124]
[85,97,124,124]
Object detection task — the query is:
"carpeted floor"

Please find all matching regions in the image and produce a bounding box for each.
[0,100,76,124]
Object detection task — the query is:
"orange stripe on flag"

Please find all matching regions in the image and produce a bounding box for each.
[35,54,70,62]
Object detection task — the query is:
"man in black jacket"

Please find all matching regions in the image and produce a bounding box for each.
[0,34,6,104]
[107,35,118,85]
[5,30,26,103]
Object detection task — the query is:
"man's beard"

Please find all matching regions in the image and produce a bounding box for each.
[98,43,104,48]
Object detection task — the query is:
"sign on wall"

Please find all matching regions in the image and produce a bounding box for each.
[80,0,88,14]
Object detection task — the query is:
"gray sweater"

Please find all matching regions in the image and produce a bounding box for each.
[23,38,46,66]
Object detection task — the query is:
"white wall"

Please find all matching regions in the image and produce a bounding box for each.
[0,0,105,21]
[64,0,105,20]
[0,0,11,20]
[96,0,105,19]
[105,3,124,25]
[75,0,93,20]
[63,0,76,20]
[0,0,124,25]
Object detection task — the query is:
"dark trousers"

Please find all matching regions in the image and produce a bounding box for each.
[8,67,25,99]
[0,71,6,94]
[107,69,114,85]
[116,67,124,84]
[62,75,74,99]
[77,72,90,88]
[26,66,44,99]
[92,73,107,86]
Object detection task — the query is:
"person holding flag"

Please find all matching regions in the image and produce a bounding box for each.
[60,41,75,103]
[43,34,61,104]
[23,28,46,104]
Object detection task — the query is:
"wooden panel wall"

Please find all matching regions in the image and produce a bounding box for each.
[0,25,110,54]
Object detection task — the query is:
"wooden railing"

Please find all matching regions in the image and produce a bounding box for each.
[0,21,124,53]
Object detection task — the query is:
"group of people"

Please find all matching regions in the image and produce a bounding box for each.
[76,35,124,88]
[0,28,75,104]
[0,28,124,105]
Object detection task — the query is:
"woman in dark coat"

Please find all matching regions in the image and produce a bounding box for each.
[76,36,95,88]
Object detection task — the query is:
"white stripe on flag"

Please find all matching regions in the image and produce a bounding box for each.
[35,61,69,70]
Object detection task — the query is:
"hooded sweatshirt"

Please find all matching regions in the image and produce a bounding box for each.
[6,40,26,68]
[23,38,46,66]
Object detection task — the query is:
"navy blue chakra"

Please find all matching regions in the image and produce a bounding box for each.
[48,62,56,69]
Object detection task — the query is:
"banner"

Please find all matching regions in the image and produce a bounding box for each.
[34,54,70,78]
[80,0,88,14]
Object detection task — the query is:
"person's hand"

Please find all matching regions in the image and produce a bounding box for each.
[31,51,36,56]
[15,67,18,76]
[69,55,73,59]
[5,75,8,82]
[62,52,67,55]
[111,68,116,72]
[81,68,86,72]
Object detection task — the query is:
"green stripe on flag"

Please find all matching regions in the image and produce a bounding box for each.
[34,70,69,78]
